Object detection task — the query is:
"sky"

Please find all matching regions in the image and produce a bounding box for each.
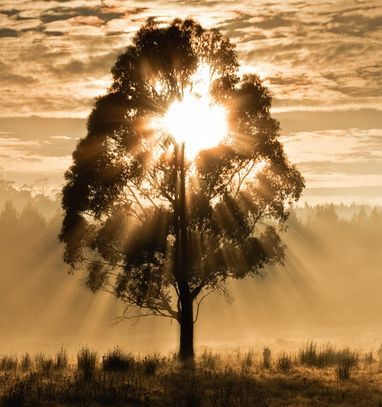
[0,0,381,204]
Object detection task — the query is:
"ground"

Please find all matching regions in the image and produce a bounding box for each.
[1,345,382,406]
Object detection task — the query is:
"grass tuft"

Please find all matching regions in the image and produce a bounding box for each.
[277,353,293,372]
[0,345,376,406]
[199,349,220,370]
[55,346,68,370]
[337,349,358,380]
[262,347,272,369]
[241,350,254,374]
[102,346,134,372]
[0,355,17,371]
[20,353,32,371]
[35,353,54,373]
[77,346,98,380]
[141,353,161,375]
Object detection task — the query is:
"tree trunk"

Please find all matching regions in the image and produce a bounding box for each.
[174,142,195,362]
[178,283,194,362]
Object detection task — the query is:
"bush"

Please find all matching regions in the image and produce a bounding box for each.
[77,347,98,380]
[102,347,134,372]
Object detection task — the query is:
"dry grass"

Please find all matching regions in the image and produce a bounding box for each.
[1,344,382,406]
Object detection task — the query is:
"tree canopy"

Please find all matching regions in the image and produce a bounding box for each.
[60,18,304,360]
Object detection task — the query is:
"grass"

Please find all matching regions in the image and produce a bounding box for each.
[276,352,293,372]
[102,346,134,372]
[0,355,17,371]
[55,346,68,370]
[298,341,360,379]
[77,346,98,380]
[35,352,55,374]
[262,346,272,369]
[0,343,382,406]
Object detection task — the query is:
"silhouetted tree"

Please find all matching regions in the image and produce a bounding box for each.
[60,18,304,362]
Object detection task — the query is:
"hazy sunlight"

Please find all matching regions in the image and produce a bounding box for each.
[162,64,228,159]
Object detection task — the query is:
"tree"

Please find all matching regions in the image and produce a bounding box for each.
[59,18,304,362]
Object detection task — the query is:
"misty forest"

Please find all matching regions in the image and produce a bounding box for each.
[1,11,382,407]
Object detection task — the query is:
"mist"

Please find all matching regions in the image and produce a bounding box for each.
[1,178,381,356]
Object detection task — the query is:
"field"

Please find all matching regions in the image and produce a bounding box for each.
[1,343,382,406]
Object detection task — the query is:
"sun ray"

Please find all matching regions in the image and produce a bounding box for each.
[157,63,229,159]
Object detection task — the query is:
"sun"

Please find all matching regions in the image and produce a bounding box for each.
[161,64,228,159]
[164,94,227,159]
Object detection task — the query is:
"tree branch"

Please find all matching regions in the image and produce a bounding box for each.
[193,290,213,324]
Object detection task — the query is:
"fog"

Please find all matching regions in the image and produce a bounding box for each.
[1,178,382,355]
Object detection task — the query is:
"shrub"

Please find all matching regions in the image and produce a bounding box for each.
[102,347,134,372]
[262,347,272,369]
[77,347,98,380]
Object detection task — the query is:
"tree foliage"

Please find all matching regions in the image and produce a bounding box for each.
[60,18,304,324]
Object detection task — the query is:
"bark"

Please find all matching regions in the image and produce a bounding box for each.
[178,282,195,361]
[174,142,195,362]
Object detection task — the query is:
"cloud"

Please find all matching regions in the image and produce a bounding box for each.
[0,8,19,17]
[255,13,294,30]
[0,118,79,186]
[298,160,382,176]
[326,13,382,37]
[70,15,105,26]
[0,0,379,205]
[0,1,381,119]
[281,127,382,196]
[39,5,125,24]
[274,109,382,132]
[0,28,19,37]
[50,49,121,78]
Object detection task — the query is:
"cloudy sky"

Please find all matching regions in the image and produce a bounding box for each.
[0,0,381,204]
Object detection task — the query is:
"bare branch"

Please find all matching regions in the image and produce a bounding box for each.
[234,161,256,197]
[193,290,213,324]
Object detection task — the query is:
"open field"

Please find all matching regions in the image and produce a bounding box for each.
[1,343,382,406]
